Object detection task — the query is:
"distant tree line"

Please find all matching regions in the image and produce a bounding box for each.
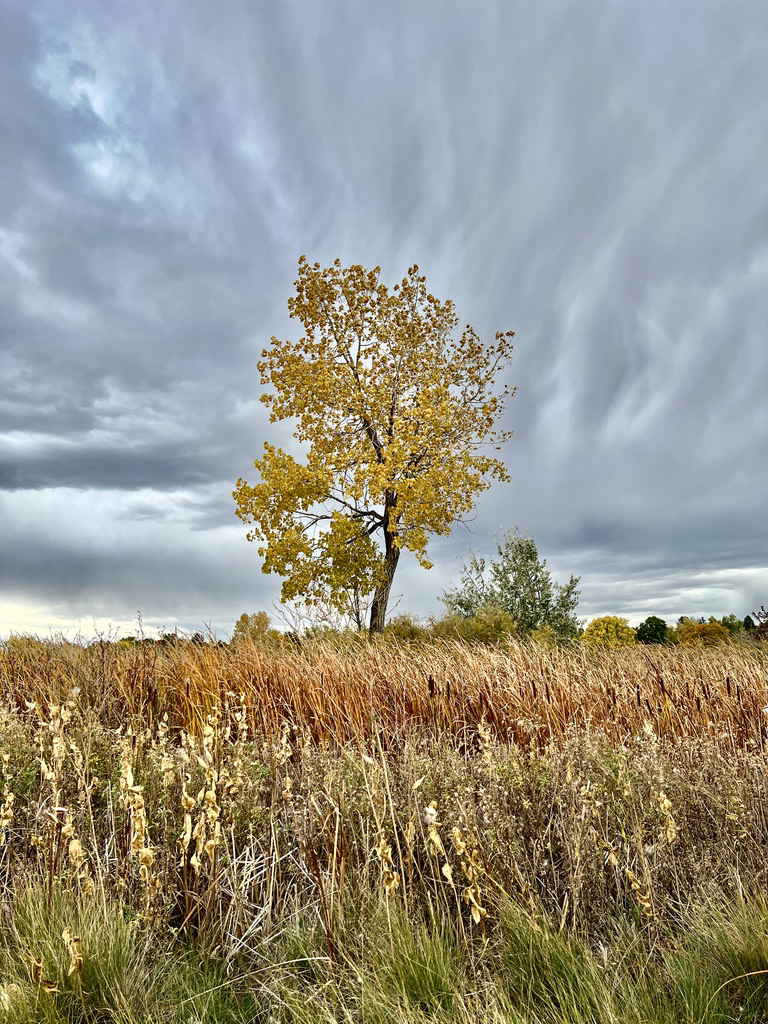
[9,530,757,651]
[581,612,762,648]
[229,531,766,649]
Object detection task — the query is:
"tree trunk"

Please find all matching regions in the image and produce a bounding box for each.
[369,536,400,635]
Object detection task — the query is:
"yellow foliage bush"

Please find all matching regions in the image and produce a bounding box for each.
[583,615,636,647]
[677,619,730,646]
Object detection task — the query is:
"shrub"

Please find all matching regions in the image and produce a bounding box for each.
[431,604,518,644]
[383,614,431,642]
[677,619,729,646]
[583,615,636,647]
[443,529,581,641]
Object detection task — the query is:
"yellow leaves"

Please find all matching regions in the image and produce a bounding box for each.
[604,846,620,868]
[138,846,155,882]
[624,867,654,918]
[236,258,515,627]
[450,824,489,926]
[67,837,85,871]
[373,833,401,896]
[160,753,176,788]
[451,826,467,857]
[463,883,488,925]
[0,771,13,842]
[178,754,222,876]
[424,800,446,859]
[282,774,293,803]
[235,444,332,540]
[583,616,637,647]
[658,790,678,845]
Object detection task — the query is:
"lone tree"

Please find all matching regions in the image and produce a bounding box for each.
[234,257,515,634]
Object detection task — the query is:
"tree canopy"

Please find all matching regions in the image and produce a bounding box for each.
[583,616,636,647]
[231,611,273,644]
[442,530,581,641]
[635,615,668,645]
[676,618,729,646]
[234,257,515,633]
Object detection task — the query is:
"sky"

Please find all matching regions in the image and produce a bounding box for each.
[1,0,767,639]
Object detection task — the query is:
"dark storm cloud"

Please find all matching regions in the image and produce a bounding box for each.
[1,0,766,632]
[0,0,291,494]
[0,440,224,491]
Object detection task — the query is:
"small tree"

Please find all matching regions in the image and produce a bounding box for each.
[442,530,581,641]
[231,611,272,644]
[635,615,668,645]
[583,616,636,647]
[719,614,744,639]
[677,618,729,646]
[234,257,515,634]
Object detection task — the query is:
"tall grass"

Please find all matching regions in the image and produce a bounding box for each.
[2,634,766,748]
[0,634,767,1022]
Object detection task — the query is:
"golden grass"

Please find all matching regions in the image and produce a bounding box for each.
[2,635,766,751]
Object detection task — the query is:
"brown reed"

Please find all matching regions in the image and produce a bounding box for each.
[1,635,766,753]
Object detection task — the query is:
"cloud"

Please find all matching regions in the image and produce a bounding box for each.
[1,0,767,635]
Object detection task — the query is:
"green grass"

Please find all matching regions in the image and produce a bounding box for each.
[0,882,165,1023]
[2,882,768,1022]
[266,893,768,1024]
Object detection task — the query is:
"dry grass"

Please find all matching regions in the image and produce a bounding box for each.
[2,634,766,750]
[1,634,767,1021]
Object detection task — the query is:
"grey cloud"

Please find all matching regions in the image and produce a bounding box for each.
[1,0,767,633]
[0,531,276,629]
[0,443,218,491]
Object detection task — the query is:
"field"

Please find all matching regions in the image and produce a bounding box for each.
[1,635,768,1023]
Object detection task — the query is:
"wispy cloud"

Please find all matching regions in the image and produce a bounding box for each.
[1,0,766,635]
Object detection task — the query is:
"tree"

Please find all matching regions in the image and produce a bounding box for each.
[635,615,668,645]
[231,611,272,644]
[677,618,729,646]
[442,530,581,641]
[753,606,768,635]
[234,257,515,634]
[583,616,636,647]
[718,614,744,639]
[270,592,382,637]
